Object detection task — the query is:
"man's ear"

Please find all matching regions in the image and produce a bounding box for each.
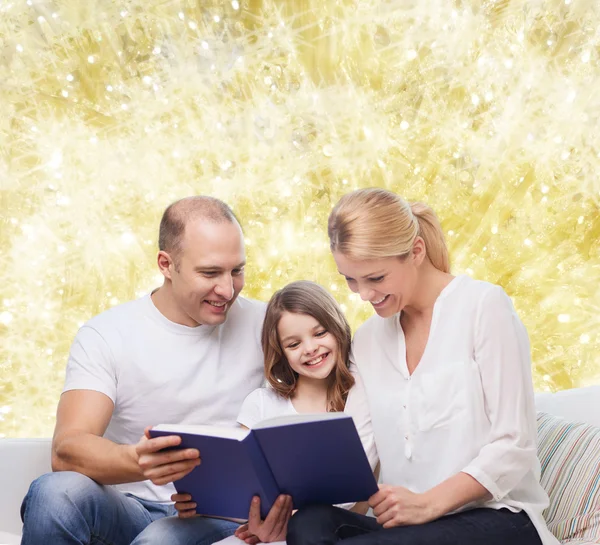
[157,250,174,280]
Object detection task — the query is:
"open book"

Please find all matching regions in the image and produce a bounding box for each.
[149,412,378,519]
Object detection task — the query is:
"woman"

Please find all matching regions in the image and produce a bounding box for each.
[287,188,558,545]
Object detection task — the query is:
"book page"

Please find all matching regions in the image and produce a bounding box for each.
[253,411,349,429]
[152,424,249,441]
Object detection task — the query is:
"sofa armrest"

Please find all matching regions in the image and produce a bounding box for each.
[0,439,52,536]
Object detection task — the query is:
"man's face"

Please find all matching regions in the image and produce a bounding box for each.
[166,219,246,327]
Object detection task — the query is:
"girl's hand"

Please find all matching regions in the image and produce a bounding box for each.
[246,495,293,542]
[171,493,199,519]
[368,485,436,528]
[234,523,261,544]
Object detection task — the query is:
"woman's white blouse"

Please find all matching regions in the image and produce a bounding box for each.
[347,274,558,545]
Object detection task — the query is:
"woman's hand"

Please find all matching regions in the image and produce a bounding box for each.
[171,493,199,519]
[368,485,437,528]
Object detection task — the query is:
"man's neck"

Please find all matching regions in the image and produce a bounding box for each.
[151,285,200,328]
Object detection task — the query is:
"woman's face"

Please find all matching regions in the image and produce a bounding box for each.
[333,241,424,317]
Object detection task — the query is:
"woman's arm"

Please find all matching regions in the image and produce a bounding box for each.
[422,472,490,518]
[370,472,489,528]
[460,285,539,502]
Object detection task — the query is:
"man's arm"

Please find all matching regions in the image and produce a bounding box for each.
[52,389,145,485]
[53,390,201,486]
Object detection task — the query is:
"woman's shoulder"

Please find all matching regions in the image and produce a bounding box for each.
[453,276,519,328]
[352,312,397,349]
[450,274,512,307]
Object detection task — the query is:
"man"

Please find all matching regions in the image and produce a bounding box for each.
[20,196,267,545]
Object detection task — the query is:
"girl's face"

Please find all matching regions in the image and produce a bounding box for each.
[277,311,339,381]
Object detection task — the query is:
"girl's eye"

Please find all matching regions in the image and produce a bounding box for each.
[369,276,384,283]
[315,330,327,337]
[287,342,300,349]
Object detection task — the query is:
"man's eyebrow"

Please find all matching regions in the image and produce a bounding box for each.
[194,261,246,272]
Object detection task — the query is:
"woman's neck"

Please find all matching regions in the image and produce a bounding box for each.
[402,261,454,320]
[291,375,329,413]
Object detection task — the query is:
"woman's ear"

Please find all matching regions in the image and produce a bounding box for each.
[412,236,427,266]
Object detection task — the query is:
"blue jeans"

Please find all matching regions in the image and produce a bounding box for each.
[287,505,543,545]
[20,471,240,545]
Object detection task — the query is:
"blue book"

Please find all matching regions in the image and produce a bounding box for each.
[149,412,378,519]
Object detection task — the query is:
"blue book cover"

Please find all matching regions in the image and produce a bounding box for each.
[149,413,378,519]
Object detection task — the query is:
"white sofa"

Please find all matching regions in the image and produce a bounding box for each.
[1,386,599,545]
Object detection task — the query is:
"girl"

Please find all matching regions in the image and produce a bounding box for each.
[286,188,558,545]
[173,280,378,543]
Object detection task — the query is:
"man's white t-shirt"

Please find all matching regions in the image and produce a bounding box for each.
[349,274,559,545]
[63,293,266,502]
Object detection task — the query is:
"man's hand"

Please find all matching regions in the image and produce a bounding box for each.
[368,484,436,528]
[172,493,199,519]
[135,427,200,486]
[244,495,293,543]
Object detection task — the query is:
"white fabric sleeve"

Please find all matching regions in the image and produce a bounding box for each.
[461,285,539,501]
[236,389,265,429]
[63,326,117,402]
[344,365,379,472]
[334,367,380,511]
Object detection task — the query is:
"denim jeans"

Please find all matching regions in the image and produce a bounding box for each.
[287,505,544,545]
[20,471,239,545]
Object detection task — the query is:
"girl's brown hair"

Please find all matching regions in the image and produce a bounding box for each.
[262,280,355,412]
[328,188,450,273]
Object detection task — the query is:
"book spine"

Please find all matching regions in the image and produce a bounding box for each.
[244,433,280,518]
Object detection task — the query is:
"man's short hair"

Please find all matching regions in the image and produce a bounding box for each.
[158,196,240,264]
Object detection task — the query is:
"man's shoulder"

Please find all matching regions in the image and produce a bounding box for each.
[228,296,267,322]
[82,296,148,335]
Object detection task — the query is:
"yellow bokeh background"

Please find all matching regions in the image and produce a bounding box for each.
[1,0,599,437]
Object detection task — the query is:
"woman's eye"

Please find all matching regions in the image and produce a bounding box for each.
[315,330,327,337]
[369,276,384,283]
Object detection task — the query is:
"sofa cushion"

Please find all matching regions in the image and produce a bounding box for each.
[537,412,600,544]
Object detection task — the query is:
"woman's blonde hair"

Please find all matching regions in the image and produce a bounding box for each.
[262,281,355,412]
[328,188,450,273]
